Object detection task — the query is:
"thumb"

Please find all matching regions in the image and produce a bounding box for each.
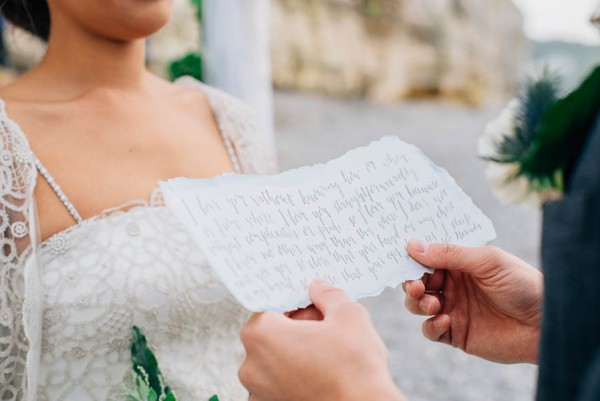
[406,240,499,276]
[308,279,354,317]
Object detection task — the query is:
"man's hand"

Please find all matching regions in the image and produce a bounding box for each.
[239,280,405,401]
[405,240,543,364]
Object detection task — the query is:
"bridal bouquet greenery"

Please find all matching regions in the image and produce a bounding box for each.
[479,66,600,207]
[122,326,219,401]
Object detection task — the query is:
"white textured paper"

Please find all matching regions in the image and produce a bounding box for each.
[160,137,496,312]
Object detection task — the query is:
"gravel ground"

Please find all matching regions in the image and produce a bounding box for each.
[274,90,540,401]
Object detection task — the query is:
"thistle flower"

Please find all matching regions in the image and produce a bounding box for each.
[479,70,563,207]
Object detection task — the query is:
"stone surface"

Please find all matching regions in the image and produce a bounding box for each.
[271,0,528,104]
[2,0,527,106]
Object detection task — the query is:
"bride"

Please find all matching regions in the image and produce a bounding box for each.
[0,0,276,400]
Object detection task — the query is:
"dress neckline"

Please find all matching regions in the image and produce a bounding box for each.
[0,76,242,247]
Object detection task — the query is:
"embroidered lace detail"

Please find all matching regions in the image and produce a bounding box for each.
[0,78,278,401]
[0,103,40,401]
[37,207,250,401]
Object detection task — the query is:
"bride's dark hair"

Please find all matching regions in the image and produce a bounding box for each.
[1,0,50,41]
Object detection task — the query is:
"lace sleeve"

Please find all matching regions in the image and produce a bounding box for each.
[0,111,42,401]
[176,76,279,175]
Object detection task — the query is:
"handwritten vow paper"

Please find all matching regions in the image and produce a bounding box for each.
[160,137,496,312]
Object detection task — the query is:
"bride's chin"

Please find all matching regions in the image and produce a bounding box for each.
[86,13,171,42]
[121,0,174,36]
[116,19,171,40]
[65,0,174,41]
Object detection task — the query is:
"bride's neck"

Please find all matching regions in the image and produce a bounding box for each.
[35,16,148,98]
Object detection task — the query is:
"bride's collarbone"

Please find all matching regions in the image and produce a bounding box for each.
[6,96,233,242]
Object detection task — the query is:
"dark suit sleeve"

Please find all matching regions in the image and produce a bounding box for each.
[537,115,600,401]
[578,347,600,401]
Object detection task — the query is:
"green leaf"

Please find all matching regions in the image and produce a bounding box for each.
[364,1,382,17]
[168,52,203,82]
[127,327,219,401]
[130,327,175,400]
[520,66,600,189]
[190,0,202,20]
[148,389,159,401]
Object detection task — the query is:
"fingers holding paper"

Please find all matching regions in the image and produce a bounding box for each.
[403,271,446,316]
[239,281,405,401]
[403,269,450,342]
[403,240,543,364]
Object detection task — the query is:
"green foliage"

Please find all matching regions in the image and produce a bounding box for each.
[130,326,175,400]
[521,66,600,190]
[124,327,219,401]
[166,0,203,82]
[483,66,600,193]
[190,0,202,20]
[168,52,203,82]
[363,1,382,18]
[122,369,159,401]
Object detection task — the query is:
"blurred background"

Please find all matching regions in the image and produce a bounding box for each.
[2,1,598,400]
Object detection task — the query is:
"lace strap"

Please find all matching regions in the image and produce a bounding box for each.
[33,156,84,224]
[179,78,278,175]
[223,135,242,174]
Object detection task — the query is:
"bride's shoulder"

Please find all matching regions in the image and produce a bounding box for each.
[0,82,32,145]
[170,75,253,115]
[155,74,251,120]
[0,83,37,210]
[154,74,278,174]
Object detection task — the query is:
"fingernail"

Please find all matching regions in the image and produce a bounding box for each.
[405,281,412,294]
[419,298,433,314]
[312,279,329,286]
[433,316,444,330]
[408,239,429,253]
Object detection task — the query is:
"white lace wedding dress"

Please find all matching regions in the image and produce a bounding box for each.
[0,77,277,401]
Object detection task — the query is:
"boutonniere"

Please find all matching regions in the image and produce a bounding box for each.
[122,326,219,401]
[479,66,600,207]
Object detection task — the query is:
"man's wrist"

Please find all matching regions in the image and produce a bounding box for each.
[524,324,541,365]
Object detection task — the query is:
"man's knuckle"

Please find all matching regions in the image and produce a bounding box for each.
[438,243,459,260]
[321,286,344,299]
[482,245,501,257]
[240,323,250,340]
[237,364,251,386]
[480,245,503,267]
[240,323,257,346]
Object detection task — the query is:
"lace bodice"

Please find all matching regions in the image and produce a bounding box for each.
[0,77,277,401]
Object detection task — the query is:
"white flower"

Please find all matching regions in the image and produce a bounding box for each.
[479,99,536,206]
[478,99,521,159]
[479,99,562,208]
[148,0,201,74]
[484,162,541,208]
